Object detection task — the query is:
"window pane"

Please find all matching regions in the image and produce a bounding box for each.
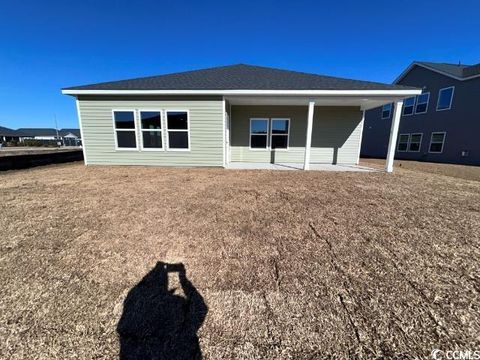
[251,135,267,148]
[411,134,421,142]
[251,119,268,134]
[271,135,288,149]
[141,111,161,129]
[399,134,409,143]
[438,88,453,110]
[416,103,427,113]
[143,131,162,148]
[271,120,288,134]
[404,97,415,106]
[168,131,188,149]
[432,133,445,142]
[430,143,443,152]
[398,143,408,151]
[167,112,188,130]
[114,111,135,129]
[116,131,136,148]
[409,143,420,151]
[417,94,428,104]
[403,106,414,115]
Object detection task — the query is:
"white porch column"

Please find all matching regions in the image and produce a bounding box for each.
[303,101,315,170]
[385,100,403,173]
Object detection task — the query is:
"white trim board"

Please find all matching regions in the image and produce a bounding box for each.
[62,89,421,96]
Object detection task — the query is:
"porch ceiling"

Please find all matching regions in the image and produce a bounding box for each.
[225,95,410,110]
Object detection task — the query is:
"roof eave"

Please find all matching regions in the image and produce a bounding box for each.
[62,89,421,96]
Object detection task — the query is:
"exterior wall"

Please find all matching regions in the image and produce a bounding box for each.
[362,65,480,165]
[77,95,224,166]
[230,105,363,164]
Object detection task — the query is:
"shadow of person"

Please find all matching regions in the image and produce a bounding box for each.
[117,262,208,360]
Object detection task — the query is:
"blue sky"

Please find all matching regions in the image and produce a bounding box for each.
[1,0,479,129]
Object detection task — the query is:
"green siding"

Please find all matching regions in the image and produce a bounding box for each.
[230,105,363,164]
[77,96,224,166]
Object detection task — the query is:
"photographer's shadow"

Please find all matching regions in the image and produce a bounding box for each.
[117,262,207,360]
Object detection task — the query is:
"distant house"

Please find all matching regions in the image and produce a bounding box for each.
[62,64,421,172]
[361,61,480,165]
[60,129,82,146]
[17,128,81,146]
[0,126,25,143]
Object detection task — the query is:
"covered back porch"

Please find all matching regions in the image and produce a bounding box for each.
[223,93,412,172]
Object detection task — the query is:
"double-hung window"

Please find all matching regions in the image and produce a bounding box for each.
[436,87,454,111]
[270,119,289,149]
[415,93,430,114]
[140,110,163,150]
[166,111,189,150]
[403,97,415,116]
[429,132,446,153]
[113,110,137,149]
[250,118,269,149]
[381,103,392,119]
[408,133,422,152]
[397,134,409,152]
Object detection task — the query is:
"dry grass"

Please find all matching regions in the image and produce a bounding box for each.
[1,163,479,359]
[361,158,480,182]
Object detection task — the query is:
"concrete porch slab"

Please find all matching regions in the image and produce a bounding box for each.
[226,162,376,172]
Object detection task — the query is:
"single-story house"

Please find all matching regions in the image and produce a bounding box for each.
[17,128,82,146]
[0,126,26,143]
[62,64,421,172]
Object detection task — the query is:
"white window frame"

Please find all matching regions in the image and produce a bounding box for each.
[381,103,392,119]
[436,86,455,111]
[408,133,423,152]
[397,133,410,152]
[270,118,290,151]
[139,109,164,151]
[429,132,446,153]
[249,118,269,150]
[165,110,190,151]
[402,97,416,116]
[112,109,138,151]
[415,93,430,114]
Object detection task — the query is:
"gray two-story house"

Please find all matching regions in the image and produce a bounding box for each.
[361,61,480,165]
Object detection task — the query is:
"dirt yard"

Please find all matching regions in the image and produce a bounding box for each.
[1,163,479,359]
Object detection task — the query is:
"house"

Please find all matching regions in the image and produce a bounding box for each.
[0,126,25,143]
[17,128,82,146]
[17,128,62,141]
[59,129,82,146]
[361,61,480,165]
[62,64,421,172]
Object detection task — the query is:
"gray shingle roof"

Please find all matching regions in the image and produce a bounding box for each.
[417,61,480,78]
[60,128,81,137]
[0,126,24,137]
[17,128,81,138]
[64,64,415,91]
[17,128,59,137]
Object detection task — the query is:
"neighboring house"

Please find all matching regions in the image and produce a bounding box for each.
[62,64,421,172]
[361,61,480,165]
[17,128,82,146]
[60,129,82,146]
[0,126,25,143]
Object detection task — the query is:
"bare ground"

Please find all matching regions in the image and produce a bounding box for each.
[1,163,479,359]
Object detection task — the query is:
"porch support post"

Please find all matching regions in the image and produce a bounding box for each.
[303,101,315,170]
[385,100,403,173]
